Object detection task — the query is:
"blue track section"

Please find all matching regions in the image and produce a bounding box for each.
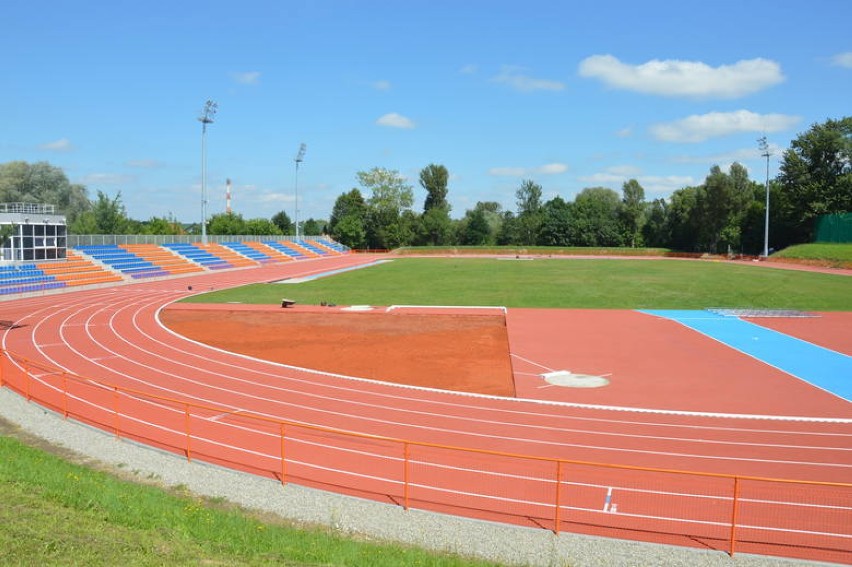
[640,310,852,402]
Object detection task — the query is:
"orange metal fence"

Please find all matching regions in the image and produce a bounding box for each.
[1,349,850,564]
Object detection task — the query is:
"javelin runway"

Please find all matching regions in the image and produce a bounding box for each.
[1,256,849,563]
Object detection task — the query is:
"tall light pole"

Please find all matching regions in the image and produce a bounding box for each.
[198,100,218,245]
[293,143,306,240]
[758,136,771,257]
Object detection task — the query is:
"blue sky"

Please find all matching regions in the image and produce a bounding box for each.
[2,1,850,224]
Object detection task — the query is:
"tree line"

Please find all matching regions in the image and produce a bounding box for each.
[1,116,848,253]
[327,117,850,253]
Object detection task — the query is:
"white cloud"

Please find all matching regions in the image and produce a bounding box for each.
[578,55,784,98]
[578,172,694,196]
[459,64,478,75]
[39,138,73,152]
[231,71,261,85]
[257,192,293,204]
[537,163,568,174]
[78,173,133,185]
[649,110,800,143]
[125,159,162,169]
[488,167,526,177]
[372,80,391,91]
[488,163,568,176]
[831,52,852,68]
[672,143,785,165]
[492,66,565,92]
[606,164,642,177]
[616,127,633,138]
[376,112,415,129]
[638,175,696,196]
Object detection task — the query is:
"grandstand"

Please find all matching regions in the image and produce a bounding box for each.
[0,232,349,296]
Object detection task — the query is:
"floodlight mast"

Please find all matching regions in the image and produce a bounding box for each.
[294,143,306,240]
[758,136,771,258]
[198,100,218,245]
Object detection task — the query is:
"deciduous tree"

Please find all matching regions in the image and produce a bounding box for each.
[515,179,543,245]
[328,189,368,248]
[620,179,646,248]
[420,164,449,212]
[567,187,624,247]
[0,161,91,224]
[271,210,293,234]
[777,116,852,242]
[358,167,414,249]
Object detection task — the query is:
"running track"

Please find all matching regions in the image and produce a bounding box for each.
[1,255,850,563]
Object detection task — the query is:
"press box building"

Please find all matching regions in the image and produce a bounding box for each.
[0,203,67,263]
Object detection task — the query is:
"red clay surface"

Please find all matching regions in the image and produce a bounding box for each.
[1,255,849,564]
[161,305,515,397]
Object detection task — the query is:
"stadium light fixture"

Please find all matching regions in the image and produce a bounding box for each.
[198,100,218,245]
[294,143,306,240]
[758,136,771,258]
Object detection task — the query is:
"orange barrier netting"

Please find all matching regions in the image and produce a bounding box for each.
[1,349,849,563]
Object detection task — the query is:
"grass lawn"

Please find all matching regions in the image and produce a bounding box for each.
[0,424,500,567]
[773,243,852,264]
[184,257,852,311]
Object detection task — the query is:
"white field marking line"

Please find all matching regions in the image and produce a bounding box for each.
[39,262,380,417]
[15,289,132,363]
[556,505,852,540]
[187,400,851,517]
[30,381,852,539]
[139,294,852,440]
[23,292,852,480]
[111,290,852,464]
[133,302,852,460]
[16,280,848,470]
[563,480,852,511]
[210,409,247,422]
[140,283,852,430]
[71,304,852,478]
[28,371,63,379]
[22,385,852,522]
[511,353,556,372]
[645,313,852,404]
[373,457,852,514]
[386,304,508,314]
[510,348,852,423]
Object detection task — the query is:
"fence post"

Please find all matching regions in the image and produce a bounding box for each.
[184,403,191,462]
[112,387,120,439]
[554,460,564,535]
[280,423,286,485]
[403,442,410,510]
[24,360,31,401]
[62,373,68,418]
[729,476,741,557]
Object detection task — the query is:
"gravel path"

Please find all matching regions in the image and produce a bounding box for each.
[0,388,839,567]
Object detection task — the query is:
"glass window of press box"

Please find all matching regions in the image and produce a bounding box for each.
[2,222,67,261]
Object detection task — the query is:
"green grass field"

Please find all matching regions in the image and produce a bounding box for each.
[185,257,852,311]
[772,243,852,265]
[0,428,499,567]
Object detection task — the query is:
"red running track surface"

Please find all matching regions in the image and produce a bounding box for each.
[1,255,849,564]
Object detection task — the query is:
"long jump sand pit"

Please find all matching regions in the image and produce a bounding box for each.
[160,304,516,397]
